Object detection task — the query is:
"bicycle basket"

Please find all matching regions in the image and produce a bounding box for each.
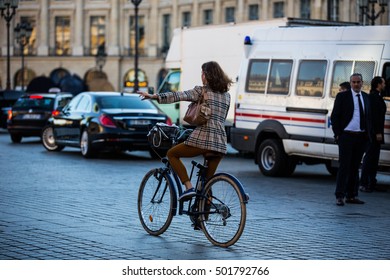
[147,123,180,149]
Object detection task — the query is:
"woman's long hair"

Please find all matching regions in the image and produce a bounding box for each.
[202,61,233,93]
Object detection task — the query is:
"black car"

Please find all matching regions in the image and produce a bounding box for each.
[7,92,73,143]
[41,91,172,158]
[0,90,24,129]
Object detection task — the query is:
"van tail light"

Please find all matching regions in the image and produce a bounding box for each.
[166,117,173,126]
[99,114,117,128]
[7,110,12,120]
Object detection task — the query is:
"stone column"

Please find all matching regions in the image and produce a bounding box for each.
[215,0,221,24]
[237,0,244,22]
[286,0,294,17]
[148,0,158,57]
[37,0,49,55]
[312,0,323,20]
[73,0,84,56]
[192,0,199,26]
[108,0,119,55]
[261,0,269,20]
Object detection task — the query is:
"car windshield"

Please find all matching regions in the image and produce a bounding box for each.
[13,96,54,110]
[98,95,156,110]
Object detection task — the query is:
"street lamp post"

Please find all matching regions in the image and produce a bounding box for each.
[14,22,32,91]
[0,0,19,90]
[131,0,142,92]
[95,43,107,72]
[360,0,388,25]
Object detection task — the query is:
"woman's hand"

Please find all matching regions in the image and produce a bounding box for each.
[138,91,157,100]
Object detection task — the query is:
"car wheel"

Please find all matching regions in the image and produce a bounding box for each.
[257,138,292,177]
[10,134,22,143]
[80,130,97,158]
[41,126,64,151]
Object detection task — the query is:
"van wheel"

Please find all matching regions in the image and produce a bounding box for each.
[257,139,292,177]
[325,161,338,176]
[80,130,97,158]
[42,126,64,151]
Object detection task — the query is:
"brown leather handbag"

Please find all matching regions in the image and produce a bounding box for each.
[183,89,211,126]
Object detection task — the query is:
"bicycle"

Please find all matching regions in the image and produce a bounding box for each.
[137,123,249,247]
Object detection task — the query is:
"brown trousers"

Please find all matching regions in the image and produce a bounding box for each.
[167,143,223,184]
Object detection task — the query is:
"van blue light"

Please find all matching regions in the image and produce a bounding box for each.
[244,36,252,45]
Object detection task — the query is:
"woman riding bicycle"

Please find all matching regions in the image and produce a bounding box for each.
[138,61,232,201]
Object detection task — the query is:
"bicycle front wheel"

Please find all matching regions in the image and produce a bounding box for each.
[137,168,175,236]
[199,174,247,247]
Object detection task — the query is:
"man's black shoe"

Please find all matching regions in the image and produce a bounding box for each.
[359,186,373,193]
[336,198,344,206]
[345,197,365,204]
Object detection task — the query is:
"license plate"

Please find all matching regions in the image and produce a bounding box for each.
[23,114,41,119]
[127,119,151,125]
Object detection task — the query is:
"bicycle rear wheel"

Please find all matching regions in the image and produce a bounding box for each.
[137,168,175,236]
[199,174,247,247]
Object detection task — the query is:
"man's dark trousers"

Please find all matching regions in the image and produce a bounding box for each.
[335,132,368,199]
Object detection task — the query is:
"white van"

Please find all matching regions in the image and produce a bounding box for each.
[230,25,390,176]
[156,19,294,126]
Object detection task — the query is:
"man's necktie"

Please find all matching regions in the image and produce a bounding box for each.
[357,94,365,131]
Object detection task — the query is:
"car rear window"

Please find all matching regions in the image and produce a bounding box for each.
[13,96,54,110]
[98,96,156,110]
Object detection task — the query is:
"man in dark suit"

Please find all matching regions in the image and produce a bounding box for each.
[360,76,386,192]
[331,73,371,206]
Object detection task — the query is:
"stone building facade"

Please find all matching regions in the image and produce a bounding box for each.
[1,0,389,91]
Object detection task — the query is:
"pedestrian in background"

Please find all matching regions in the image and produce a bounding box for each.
[339,81,351,92]
[360,76,387,193]
[331,73,370,206]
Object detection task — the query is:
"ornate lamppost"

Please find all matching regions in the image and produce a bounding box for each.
[130,0,142,92]
[95,43,107,72]
[14,22,32,91]
[360,0,388,25]
[0,0,19,90]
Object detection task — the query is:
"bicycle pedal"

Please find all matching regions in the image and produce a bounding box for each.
[192,223,202,231]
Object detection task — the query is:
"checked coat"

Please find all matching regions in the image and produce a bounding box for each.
[157,85,231,154]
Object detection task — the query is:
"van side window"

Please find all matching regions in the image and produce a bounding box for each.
[268,60,293,95]
[331,61,375,98]
[246,60,269,93]
[296,60,327,97]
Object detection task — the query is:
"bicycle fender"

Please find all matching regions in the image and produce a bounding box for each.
[211,173,249,203]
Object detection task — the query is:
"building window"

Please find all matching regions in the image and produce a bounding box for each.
[55,16,71,56]
[90,16,105,56]
[129,15,145,56]
[273,2,284,18]
[328,0,339,21]
[20,16,36,55]
[182,11,191,27]
[249,4,259,20]
[162,14,171,54]
[225,7,235,23]
[300,0,311,19]
[203,9,213,25]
